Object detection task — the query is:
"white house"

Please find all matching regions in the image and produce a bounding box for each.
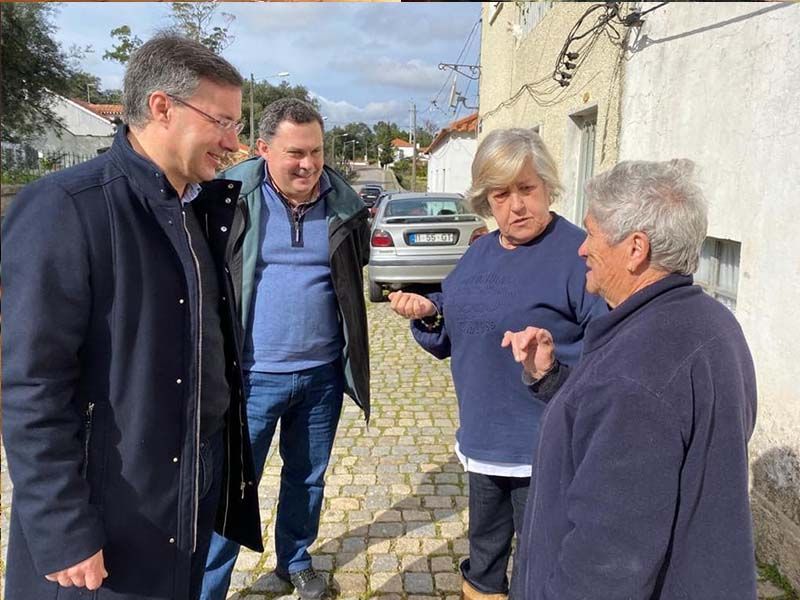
[390,137,417,162]
[426,112,477,195]
[31,95,120,156]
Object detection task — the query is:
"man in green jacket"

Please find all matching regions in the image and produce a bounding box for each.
[201,98,370,600]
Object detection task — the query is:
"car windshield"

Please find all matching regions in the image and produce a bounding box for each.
[385,197,470,217]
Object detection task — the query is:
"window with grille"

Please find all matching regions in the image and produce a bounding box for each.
[695,237,741,312]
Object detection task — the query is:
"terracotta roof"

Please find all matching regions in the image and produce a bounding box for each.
[391,138,413,148]
[426,112,478,154]
[72,99,124,120]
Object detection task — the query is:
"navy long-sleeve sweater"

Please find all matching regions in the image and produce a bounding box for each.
[517,274,758,600]
[411,214,606,464]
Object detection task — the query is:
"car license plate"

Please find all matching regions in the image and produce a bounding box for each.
[409,232,455,245]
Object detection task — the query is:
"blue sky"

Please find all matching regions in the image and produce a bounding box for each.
[52,2,483,131]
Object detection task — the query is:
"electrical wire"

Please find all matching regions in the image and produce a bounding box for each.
[429,17,481,108]
[427,16,482,120]
[481,2,640,122]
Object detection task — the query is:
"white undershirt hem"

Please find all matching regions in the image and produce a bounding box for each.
[454,441,532,478]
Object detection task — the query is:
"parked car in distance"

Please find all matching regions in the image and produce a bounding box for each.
[370,191,394,218]
[368,192,488,302]
[359,184,383,208]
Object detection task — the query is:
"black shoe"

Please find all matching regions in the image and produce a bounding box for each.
[275,567,330,599]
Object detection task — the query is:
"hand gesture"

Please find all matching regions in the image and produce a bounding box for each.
[501,326,556,380]
[45,549,108,590]
[388,291,437,320]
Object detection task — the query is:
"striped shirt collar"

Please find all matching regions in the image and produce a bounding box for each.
[181,182,202,205]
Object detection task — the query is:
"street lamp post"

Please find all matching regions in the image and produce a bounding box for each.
[343,139,357,165]
[331,133,349,167]
[249,71,290,154]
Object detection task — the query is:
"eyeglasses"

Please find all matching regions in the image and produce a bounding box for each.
[166,93,245,135]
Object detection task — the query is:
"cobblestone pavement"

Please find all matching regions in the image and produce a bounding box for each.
[0,292,790,599]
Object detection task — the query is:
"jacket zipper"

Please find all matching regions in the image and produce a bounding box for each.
[181,210,203,553]
[82,402,95,478]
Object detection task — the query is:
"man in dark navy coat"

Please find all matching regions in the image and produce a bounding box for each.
[2,34,262,599]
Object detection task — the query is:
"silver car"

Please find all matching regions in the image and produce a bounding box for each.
[367,192,487,302]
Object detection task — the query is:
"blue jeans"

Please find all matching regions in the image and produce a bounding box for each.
[200,361,345,600]
[461,472,530,595]
[190,428,225,599]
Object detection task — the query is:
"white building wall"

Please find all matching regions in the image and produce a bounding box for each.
[618,3,800,585]
[51,97,116,137]
[426,133,476,195]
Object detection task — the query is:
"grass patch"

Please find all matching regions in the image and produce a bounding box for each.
[759,562,799,600]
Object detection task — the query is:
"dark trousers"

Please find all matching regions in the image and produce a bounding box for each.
[188,428,226,599]
[461,471,530,595]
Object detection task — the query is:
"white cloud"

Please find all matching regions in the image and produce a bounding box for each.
[328,57,445,93]
[312,93,410,127]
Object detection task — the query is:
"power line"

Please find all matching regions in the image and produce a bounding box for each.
[429,17,481,114]
[482,1,659,122]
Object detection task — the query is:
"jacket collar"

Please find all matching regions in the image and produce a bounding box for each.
[108,124,180,206]
[223,156,364,221]
[583,273,695,354]
[109,124,241,208]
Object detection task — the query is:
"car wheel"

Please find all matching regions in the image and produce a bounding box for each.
[368,279,385,303]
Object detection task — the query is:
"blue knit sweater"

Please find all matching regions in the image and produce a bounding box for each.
[411,214,606,464]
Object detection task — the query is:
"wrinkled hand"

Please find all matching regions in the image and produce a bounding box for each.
[501,326,555,380]
[388,291,437,320]
[45,549,108,590]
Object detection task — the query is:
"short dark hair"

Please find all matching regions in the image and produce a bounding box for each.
[123,33,243,127]
[258,98,324,141]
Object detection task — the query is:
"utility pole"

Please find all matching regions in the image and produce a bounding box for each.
[249,73,255,155]
[410,102,417,192]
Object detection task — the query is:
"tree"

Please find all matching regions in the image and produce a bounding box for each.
[244,80,317,142]
[65,70,121,104]
[104,3,234,65]
[169,2,235,53]
[103,25,143,64]
[1,3,74,143]
[373,121,406,167]
[416,119,439,150]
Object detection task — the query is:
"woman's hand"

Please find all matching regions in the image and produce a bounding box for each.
[388,291,437,320]
[501,326,555,380]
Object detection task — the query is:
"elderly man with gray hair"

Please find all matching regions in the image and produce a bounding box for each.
[503,159,758,599]
[3,34,262,599]
[201,98,370,600]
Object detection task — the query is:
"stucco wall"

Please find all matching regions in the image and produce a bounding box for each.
[52,97,116,137]
[28,97,116,156]
[427,133,476,195]
[617,2,800,586]
[31,127,114,156]
[479,2,625,223]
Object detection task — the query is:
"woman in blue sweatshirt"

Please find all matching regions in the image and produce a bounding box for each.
[389,129,605,599]
[503,160,758,600]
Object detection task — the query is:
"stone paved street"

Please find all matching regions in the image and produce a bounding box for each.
[0,288,791,599]
[220,293,468,599]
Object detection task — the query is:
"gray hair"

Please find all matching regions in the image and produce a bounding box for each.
[466,128,564,218]
[123,33,243,128]
[258,98,324,142]
[586,159,708,275]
